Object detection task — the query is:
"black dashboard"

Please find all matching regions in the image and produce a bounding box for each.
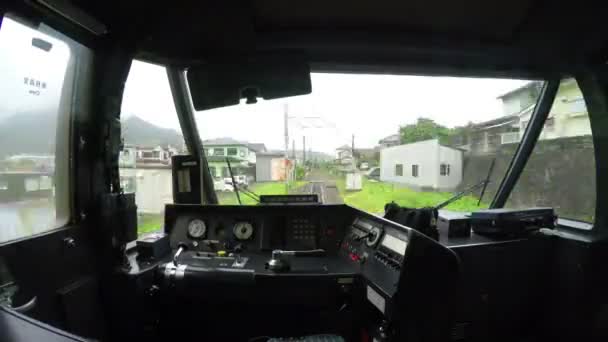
[146,204,459,341]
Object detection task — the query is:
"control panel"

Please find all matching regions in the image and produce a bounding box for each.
[341,218,383,263]
[164,204,350,254]
[374,229,408,272]
[340,216,411,318]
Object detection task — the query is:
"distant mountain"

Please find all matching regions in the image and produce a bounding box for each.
[121,116,183,148]
[0,114,183,159]
[0,111,56,158]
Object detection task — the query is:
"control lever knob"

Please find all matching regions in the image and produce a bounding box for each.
[173,242,189,266]
[266,249,326,272]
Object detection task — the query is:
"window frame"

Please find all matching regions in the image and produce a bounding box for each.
[227,147,238,156]
[395,164,403,176]
[0,15,88,244]
[412,164,419,178]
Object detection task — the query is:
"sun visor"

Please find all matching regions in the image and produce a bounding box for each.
[186,53,312,111]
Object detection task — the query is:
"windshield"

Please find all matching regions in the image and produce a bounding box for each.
[191,73,543,214]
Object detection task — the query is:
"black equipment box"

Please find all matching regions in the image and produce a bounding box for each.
[259,194,319,204]
[136,232,171,260]
[437,211,471,238]
[172,155,202,205]
[471,207,555,236]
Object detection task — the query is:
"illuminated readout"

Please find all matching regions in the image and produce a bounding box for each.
[381,234,407,256]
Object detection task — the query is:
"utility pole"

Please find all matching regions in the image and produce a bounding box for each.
[292,139,296,159]
[351,134,356,170]
[303,135,306,165]
[284,103,290,185]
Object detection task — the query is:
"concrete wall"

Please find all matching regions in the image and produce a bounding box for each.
[460,135,595,221]
[380,140,439,189]
[256,155,273,182]
[120,168,173,214]
[437,145,463,190]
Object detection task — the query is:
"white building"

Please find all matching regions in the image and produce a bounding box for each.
[335,145,353,165]
[379,139,463,191]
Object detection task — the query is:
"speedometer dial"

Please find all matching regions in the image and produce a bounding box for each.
[233,222,254,240]
[187,219,207,239]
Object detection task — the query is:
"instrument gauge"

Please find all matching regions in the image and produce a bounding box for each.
[187,219,207,239]
[233,222,254,240]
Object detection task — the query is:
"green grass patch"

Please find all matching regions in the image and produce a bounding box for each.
[337,178,488,214]
[138,213,163,235]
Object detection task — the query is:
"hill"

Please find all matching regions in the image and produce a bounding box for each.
[121,116,183,147]
[0,111,56,158]
[0,114,183,159]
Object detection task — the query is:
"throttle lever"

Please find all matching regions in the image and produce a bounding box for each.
[267,249,326,272]
[173,242,189,266]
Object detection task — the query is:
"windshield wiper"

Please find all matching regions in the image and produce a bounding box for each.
[225,158,242,205]
[434,158,496,210]
[477,158,496,206]
[225,158,260,204]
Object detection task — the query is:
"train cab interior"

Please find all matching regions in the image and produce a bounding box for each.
[2,1,608,341]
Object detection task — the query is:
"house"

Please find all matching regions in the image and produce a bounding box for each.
[453,78,591,154]
[335,145,353,165]
[119,145,137,168]
[3,154,55,172]
[119,145,179,168]
[203,137,258,180]
[497,81,543,116]
[378,134,401,148]
[256,151,292,182]
[380,139,463,191]
[247,143,267,154]
[354,148,379,168]
[460,115,520,154]
[503,78,591,143]
[138,145,179,165]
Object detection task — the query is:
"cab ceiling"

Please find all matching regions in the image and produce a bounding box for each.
[29,0,608,76]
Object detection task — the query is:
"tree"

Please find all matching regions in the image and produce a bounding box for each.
[399,118,451,144]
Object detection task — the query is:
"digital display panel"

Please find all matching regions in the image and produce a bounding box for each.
[381,234,407,256]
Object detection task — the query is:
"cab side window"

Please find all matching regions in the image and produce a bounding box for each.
[506,79,595,224]
[0,17,75,243]
[120,60,185,235]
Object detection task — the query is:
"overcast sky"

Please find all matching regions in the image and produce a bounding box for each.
[0,18,69,119]
[122,61,530,153]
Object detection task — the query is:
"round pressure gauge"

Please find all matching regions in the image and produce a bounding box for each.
[233,222,254,240]
[187,219,207,239]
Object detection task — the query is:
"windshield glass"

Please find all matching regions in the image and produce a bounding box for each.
[191,73,544,214]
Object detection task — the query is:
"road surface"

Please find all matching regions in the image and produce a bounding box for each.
[299,169,343,204]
